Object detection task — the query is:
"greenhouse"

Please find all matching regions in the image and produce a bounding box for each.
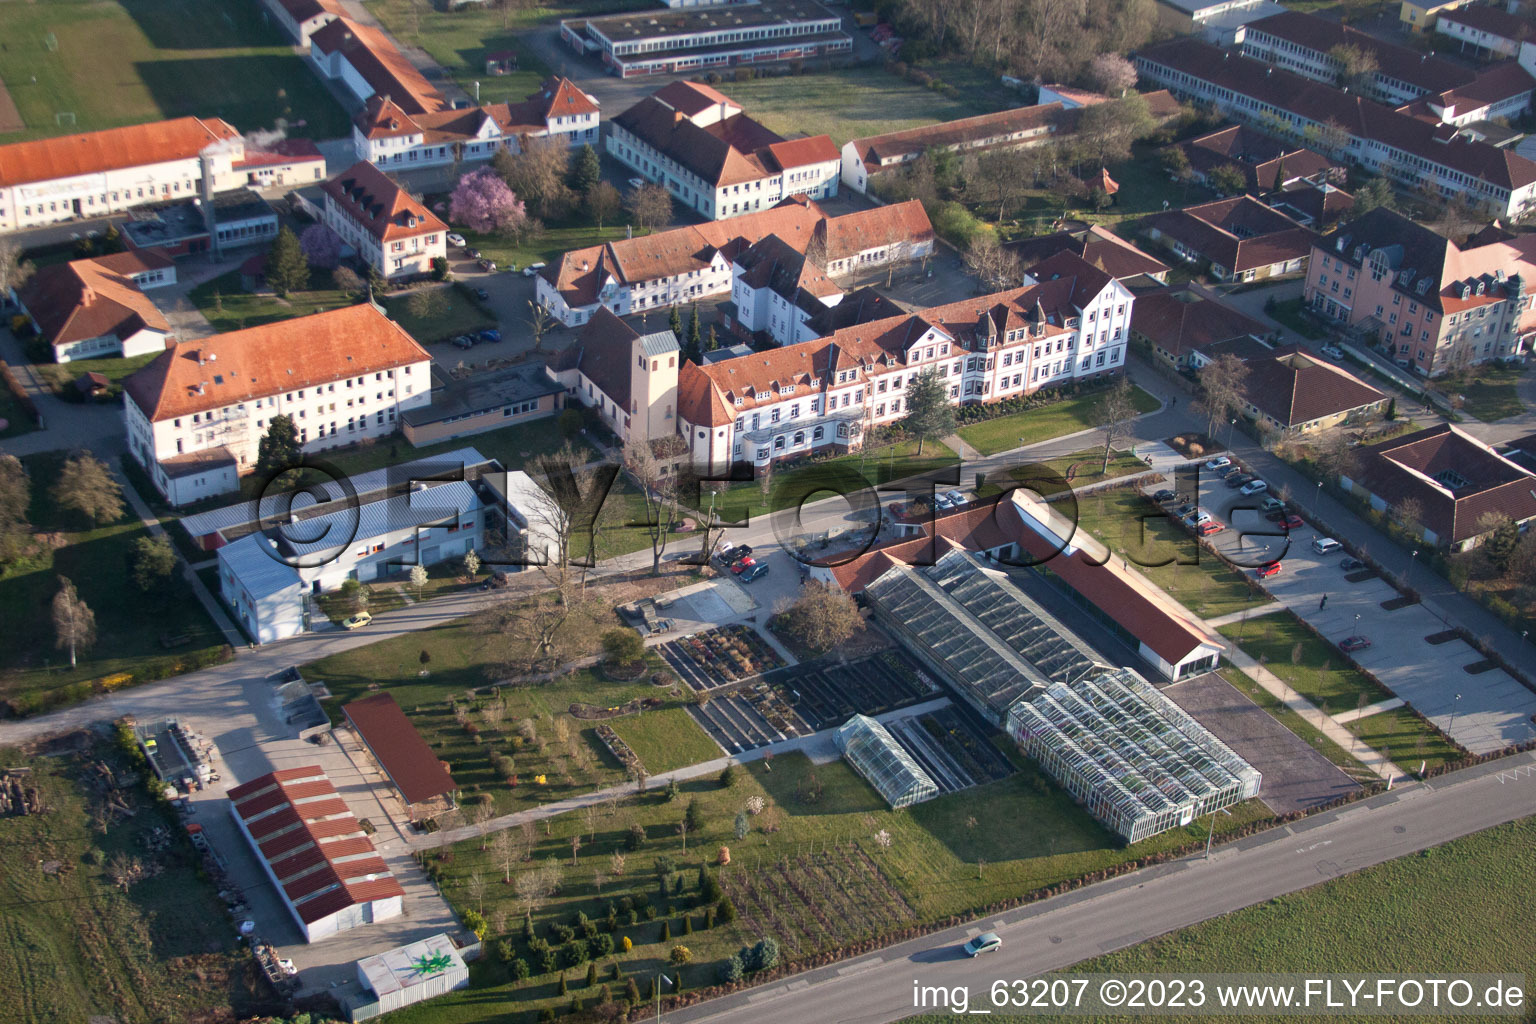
[834,714,940,809]
[862,549,1261,843]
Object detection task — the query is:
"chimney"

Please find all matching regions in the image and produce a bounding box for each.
[199,153,221,262]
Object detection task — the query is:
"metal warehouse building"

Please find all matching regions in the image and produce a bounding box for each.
[864,547,1260,843]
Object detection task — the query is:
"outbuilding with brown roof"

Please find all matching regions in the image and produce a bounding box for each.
[343,693,458,819]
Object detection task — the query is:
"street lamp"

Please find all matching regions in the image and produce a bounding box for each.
[1446,692,1463,739]
[1353,612,1361,636]
[1408,548,1419,588]
[1313,480,1323,516]
[655,972,673,1023]
[1204,806,1232,860]
[1227,417,1237,448]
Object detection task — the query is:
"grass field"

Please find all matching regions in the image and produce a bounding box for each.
[956,386,1160,456]
[1267,297,1327,340]
[33,351,160,400]
[448,220,645,280]
[1218,612,1388,712]
[387,752,1272,1023]
[606,706,722,774]
[189,271,358,333]
[0,740,255,1024]
[0,451,226,716]
[386,287,499,345]
[715,439,960,524]
[1346,706,1465,775]
[1022,447,1153,488]
[0,0,348,141]
[1074,489,1270,620]
[1445,363,1526,422]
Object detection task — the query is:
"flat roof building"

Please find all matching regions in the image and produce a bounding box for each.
[346,933,470,1021]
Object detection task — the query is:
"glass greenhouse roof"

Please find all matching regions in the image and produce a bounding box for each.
[833,714,940,809]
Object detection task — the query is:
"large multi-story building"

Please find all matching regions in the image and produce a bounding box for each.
[608,81,840,220]
[1435,4,1536,58]
[1134,37,1536,217]
[1144,196,1317,282]
[261,0,344,46]
[0,117,325,233]
[321,161,447,280]
[560,0,852,78]
[840,104,1067,195]
[670,252,1132,473]
[122,302,432,505]
[536,197,933,326]
[550,309,681,446]
[1304,207,1536,374]
[352,78,599,169]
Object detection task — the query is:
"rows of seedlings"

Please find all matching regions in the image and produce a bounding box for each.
[885,717,974,793]
[920,707,1014,783]
[777,651,937,730]
[661,625,786,692]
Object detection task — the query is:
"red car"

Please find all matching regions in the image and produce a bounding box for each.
[1280,514,1305,531]
[1339,635,1372,653]
[1196,521,1225,537]
[731,556,757,574]
[1255,561,1283,578]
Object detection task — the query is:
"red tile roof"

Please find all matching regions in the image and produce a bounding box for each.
[343,692,457,805]
[1241,347,1386,427]
[1006,225,1169,282]
[311,16,444,115]
[321,160,447,242]
[1437,3,1536,42]
[18,256,172,350]
[1145,195,1316,274]
[122,302,429,422]
[1176,125,1339,192]
[847,103,1066,176]
[1130,283,1271,360]
[228,766,404,925]
[0,116,240,189]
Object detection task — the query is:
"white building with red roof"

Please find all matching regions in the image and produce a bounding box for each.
[321,161,447,280]
[122,302,432,504]
[309,17,445,116]
[353,77,599,169]
[261,0,345,46]
[607,81,840,220]
[13,251,176,363]
[0,116,324,233]
[226,766,405,942]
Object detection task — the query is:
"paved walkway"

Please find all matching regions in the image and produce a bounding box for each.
[1204,603,1286,628]
[1216,636,1406,783]
[1331,697,1406,726]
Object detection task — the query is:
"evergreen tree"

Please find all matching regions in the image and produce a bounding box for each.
[558,972,568,996]
[265,225,310,297]
[586,961,598,987]
[706,324,719,352]
[669,303,683,339]
[686,303,702,362]
[570,144,602,196]
[625,977,641,1006]
[1270,156,1286,193]
[256,414,302,477]
[901,367,957,455]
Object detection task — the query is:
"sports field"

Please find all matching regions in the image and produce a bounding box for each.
[0,0,348,141]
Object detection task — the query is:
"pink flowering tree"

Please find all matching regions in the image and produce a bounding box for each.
[450,168,527,236]
[299,223,343,270]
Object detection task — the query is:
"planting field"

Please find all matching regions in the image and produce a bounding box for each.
[0,741,255,1024]
[0,0,348,141]
[1074,488,1270,620]
[769,650,939,731]
[395,750,1274,1022]
[956,385,1160,456]
[0,451,227,717]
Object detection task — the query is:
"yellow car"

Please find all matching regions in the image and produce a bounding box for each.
[342,612,373,630]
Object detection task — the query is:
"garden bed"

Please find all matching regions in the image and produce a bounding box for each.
[1163,433,1218,459]
[1426,630,1460,645]
[594,723,645,776]
[661,625,787,690]
[1381,596,1419,611]
[569,696,663,720]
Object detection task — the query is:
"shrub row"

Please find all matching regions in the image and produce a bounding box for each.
[1,644,234,719]
[0,360,39,424]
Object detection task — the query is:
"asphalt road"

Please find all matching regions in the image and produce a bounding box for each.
[669,751,1536,1024]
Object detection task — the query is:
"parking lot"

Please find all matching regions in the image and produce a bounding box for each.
[1159,461,1536,755]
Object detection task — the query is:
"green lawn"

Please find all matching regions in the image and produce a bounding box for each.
[389,751,1272,1024]
[1024,447,1151,488]
[450,220,644,280]
[575,479,697,562]
[714,439,960,524]
[384,287,498,345]
[956,385,1160,456]
[1267,297,1327,340]
[1346,706,1465,775]
[1218,612,1387,712]
[707,65,996,146]
[1447,364,1526,422]
[606,706,722,775]
[1218,668,1374,779]
[190,271,358,333]
[1034,814,1536,1024]
[33,351,160,400]
[1074,489,1270,620]
[0,451,227,717]
[0,0,348,141]
[0,740,254,1024]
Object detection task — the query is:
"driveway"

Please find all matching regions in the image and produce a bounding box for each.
[1193,463,1536,754]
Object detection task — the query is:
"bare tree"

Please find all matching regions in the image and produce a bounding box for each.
[677,816,690,853]
[625,183,673,232]
[527,441,619,585]
[466,869,487,913]
[499,134,573,218]
[570,833,583,865]
[963,233,1020,292]
[519,820,537,862]
[52,576,96,668]
[586,181,622,231]
[513,866,556,916]
[622,435,679,574]
[0,239,35,298]
[526,299,556,353]
[582,802,599,842]
[471,801,495,849]
[1088,53,1138,96]
[1394,496,1426,541]
[1195,354,1251,439]
[1095,374,1139,473]
[609,851,626,879]
[491,827,517,883]
[105,852,142,890]
[52,451,124,525]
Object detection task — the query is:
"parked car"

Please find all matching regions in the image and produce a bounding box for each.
[1213,463,1237,477]
[478,328,501,343]
[451,335,475,350]
[933,494,956,510]
[717,544,750,565]
[1341,557,1367,572]
[1196,521,1225,537]
[1204,456,1231,472]
[1225,473,1254,489]
[1320,344,1344,359]
[1312,537,1342,554]
[1152,489,1177,503]
[628,177,645,190]
[740,562,770,583]
[1279,513,1304,531]
[474,287,489,300]
[1254,561,1282,578]
[1264,509,1288,523]
[342,612,372,630]
[479,258,497,272]
[1339,635,1372,653]
[446,233,466,247]
[1260,496,1285,514]
[730,556,757,574]
[523,262,547,277]
[1175,503,1198,519]
[963,932,1003,957]
[466,248,481,259]
[945,489,966,506]
[1239,479,1269,496]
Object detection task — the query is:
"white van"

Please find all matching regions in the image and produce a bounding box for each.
[1312,537,1342,554]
